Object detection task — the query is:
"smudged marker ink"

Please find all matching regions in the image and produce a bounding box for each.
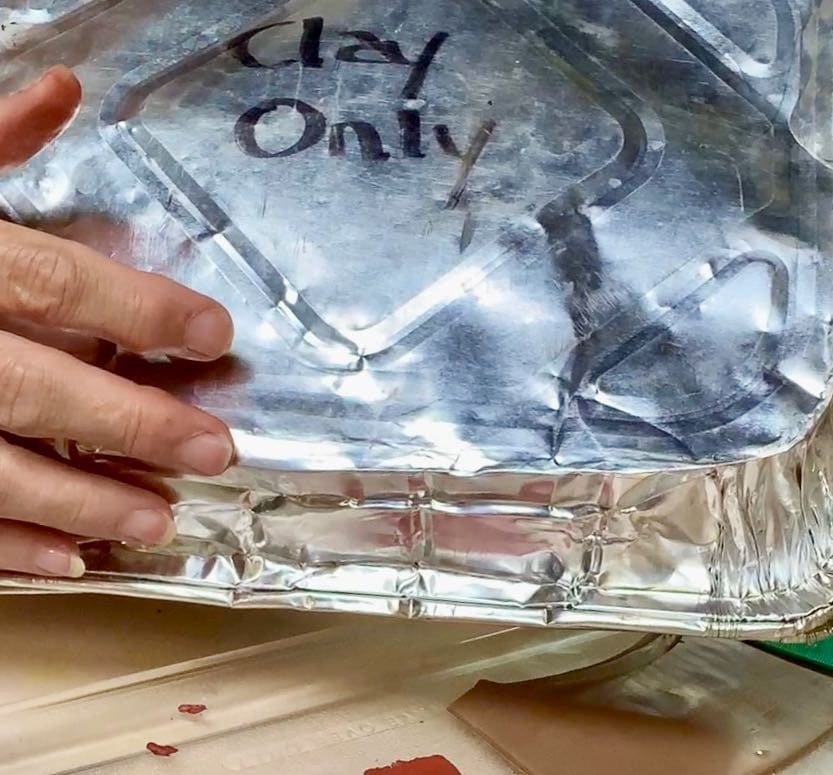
[445,119,497,210]
[178,703,207,715]
[146,742,178,757]
[365,755,462,775]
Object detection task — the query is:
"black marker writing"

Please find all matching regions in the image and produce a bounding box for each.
[229,22,295,68]
[234,98,327,158]
[329,121,390,160]
[229,17,323,69]
[234,21,464,162]
[336,30,410,65]
[300,17,324,67]
[398,110,425,158]
[400,32,449,100]
[434,125,462,157]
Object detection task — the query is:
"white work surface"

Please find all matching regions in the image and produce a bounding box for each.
[1,595,832,774]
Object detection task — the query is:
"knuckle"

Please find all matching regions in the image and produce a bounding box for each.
[117,393,149,457]
[120,287,155,351]
[0,352,49,434]
[1,241,85,325]
[114,385,176,459]
[0,441,16,512]
[58,484,91,535]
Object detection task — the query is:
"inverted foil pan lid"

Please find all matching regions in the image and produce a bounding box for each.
[1,0,833,640]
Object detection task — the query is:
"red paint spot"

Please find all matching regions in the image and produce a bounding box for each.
[146,742,178,757]
[365,755,462,775]
[178,703,207,715]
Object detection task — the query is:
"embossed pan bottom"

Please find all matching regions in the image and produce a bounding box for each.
[1,0,833,640]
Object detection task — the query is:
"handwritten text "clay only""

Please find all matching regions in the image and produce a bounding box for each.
[232,17,469,162]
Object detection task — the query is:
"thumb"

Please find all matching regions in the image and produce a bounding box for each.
[0,66,82,169]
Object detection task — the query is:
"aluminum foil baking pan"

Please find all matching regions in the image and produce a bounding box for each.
[1,0,833,640]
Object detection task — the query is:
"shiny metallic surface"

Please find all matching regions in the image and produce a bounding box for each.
[0,0,832,639]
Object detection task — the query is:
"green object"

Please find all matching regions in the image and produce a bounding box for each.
[762,637,833,675]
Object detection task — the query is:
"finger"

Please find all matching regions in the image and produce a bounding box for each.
[0,66,82,169]
[66,453,180,503]
[0,220,234,361]
[0,434,177,502]
[0,439,176,546]
[0,519,84,578]
[0,331,234,476]
[0,312,115,365]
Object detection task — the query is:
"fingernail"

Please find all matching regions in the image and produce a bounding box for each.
[183,308,234,360]
[30,66,75,91]
[17,67,60,95]
[121,509,177,546]
[174,432,234,475]
[35,549,85,578]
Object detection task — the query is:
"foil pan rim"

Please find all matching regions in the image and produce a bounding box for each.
[1,573,831,642]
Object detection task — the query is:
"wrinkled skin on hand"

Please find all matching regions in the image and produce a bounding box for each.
[0,67,235,578]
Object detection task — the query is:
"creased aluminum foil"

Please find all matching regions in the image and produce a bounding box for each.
[1,0,833,640]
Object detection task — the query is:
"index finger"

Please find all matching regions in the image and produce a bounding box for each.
[0,66,82,169]
[0,220,234,360]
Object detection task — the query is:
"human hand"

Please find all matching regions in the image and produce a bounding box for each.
[0,67,235,579]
